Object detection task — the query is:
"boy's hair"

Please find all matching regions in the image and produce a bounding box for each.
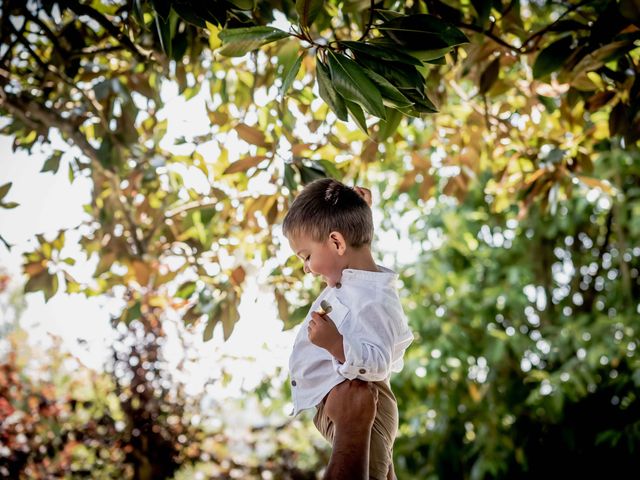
[283,178,373,247]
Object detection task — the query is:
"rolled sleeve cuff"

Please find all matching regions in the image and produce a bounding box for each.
[332,337,387,381]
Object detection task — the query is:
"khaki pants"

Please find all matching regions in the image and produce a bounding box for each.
[313,380,398,480]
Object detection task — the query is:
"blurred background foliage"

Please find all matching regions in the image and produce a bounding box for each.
[1,0,639,478]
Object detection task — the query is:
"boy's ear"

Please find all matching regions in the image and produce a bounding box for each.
[328,231,347,255]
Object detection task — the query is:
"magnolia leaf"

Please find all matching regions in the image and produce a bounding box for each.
[339,41,423,66]
[296,0,324,29]
[280,53,304,98]
[378,14,469,50]
[327,51,386,119]
[533,36,573,79]
[344,99,369,134]
[362,67,414,108]
[218,26,289,57]
[377,107,403,142]
[316,58,348,121]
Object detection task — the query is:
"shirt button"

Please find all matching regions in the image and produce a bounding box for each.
[359,368,366,374]
[291,380,297,387]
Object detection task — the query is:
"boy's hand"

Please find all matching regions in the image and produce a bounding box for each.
[308,312,346,362]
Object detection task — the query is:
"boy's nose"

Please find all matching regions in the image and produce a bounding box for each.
[303,264,310,274]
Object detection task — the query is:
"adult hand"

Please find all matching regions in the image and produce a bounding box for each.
[308,312,345,362]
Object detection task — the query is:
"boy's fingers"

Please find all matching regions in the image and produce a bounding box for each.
[312,312,327,322]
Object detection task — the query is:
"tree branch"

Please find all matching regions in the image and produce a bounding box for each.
[357,0,376,42]
[66,0,150,63]
[0,77,103,169]
[520,0,592,53]
[456,22,521,53]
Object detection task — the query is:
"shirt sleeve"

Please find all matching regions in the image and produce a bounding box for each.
[332,302,397,382]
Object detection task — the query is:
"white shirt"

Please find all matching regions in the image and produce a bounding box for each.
[288,265,414,415]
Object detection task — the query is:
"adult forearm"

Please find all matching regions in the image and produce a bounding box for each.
[324,427,371,480]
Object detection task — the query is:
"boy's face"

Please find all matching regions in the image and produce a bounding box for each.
[287,231,347,288]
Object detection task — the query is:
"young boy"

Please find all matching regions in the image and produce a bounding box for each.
[283,178,414,480]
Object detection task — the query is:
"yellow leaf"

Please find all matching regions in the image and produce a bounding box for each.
[206,22,221,50]
[148,295,168,308]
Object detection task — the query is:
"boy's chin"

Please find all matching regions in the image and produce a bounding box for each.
[324,277,341,288]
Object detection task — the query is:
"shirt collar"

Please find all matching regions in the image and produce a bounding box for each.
[338,264,397,287]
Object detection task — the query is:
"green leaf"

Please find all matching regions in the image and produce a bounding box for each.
[533,36,573,79]
[408,47,453,62]
[377,107,403,141]
[0,201,19,209]
[316,58,348,121]
[399,88,438,113]
[151,0,170,20]
[280,52,304,98]
[0,182,12,201]
[314,159,341,178]
[339,41,423,66]
[352,55,425,91]
[175,281,197,299]
[344,99,368,134]
[284,163,296,191]
[230,0,255,9]
[296,0,324,29]
[361,67,414,108]
[378,14,469,50]
[299,164,326,184]
[41,151,63,174]
[124,301,142,325]
[218,26,290,57]
[327,51,386,119]
[471,0,492,28]
[154,9,178,57]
